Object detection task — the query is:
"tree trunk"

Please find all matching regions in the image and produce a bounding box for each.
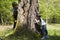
[14,0,40,35]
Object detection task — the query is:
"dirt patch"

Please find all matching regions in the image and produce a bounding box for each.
[0,25,13,31]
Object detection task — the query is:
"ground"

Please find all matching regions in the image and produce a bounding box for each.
[47,24,60,40]
[0,24,60,40]
[0,25,13,37]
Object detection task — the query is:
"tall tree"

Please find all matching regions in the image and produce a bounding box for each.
[14,0,40,35]
[3,0,41,40]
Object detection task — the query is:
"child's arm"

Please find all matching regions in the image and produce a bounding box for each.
[35,19,41,26]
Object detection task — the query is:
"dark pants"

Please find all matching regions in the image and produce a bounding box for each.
[13,21,16,29]
[35,23,48,38]
[13,14,18,29]
[35,23,44,38]
[41,25,48,40]
[42,25,48,36]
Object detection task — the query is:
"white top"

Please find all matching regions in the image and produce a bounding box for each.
[41,18,46,25]
[35,18,46,25]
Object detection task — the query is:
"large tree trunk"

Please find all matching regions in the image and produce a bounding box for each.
[2,0,40,40]
[3,0,40,40]
[14,0,40,35]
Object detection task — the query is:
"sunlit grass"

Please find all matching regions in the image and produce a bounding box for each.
[0,29,13,37]
[0,24,60,40]
[47,24,60,40]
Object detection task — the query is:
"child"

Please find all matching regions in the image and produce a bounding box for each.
[40,17,48,40]
[35,15,48,40]
[35,16,43,39]
[12,2,18,29]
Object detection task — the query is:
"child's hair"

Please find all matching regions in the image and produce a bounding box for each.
[36,15,41,19]
[12,2,18,7]
[35,15,41,22]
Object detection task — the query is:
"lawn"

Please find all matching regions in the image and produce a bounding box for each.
[47,24,60,40]
[0,24,60,40]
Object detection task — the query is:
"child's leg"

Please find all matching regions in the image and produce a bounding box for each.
[13,21,16,29]
[41,25,46,40]
[43,25,49,38]
[45,29,48,35]
[44,25,48,35]
[13,18,17,29]
[39,29,44,38]
[42,25,45,35]
[13,15,17,29]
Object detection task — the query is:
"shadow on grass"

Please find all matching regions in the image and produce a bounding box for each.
[47,30,60,40]
[1,34,60,40]
[47,35,60,40]
[2,31,40,40]
[1,29,60,40]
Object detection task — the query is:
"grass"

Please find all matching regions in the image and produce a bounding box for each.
[47,24,60,40]
[0,24,60,40]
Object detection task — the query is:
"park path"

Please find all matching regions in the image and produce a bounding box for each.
[0,25,13,31]
[47,24,60,30]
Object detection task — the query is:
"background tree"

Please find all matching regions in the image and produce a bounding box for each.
[0,0,17,25]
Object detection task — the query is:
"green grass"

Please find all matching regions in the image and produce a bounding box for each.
[0,24,60,40]
[0,29,13,37]
[47,24,60,40]
[47,24,60,36]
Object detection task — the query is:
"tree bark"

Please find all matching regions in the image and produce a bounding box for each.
[14,0,40,35]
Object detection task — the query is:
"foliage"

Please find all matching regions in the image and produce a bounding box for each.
[0,0,17,25]
[39,0,60,23]
[39,0,47,21]
[47,0,60,23]
[0,0,60,24]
